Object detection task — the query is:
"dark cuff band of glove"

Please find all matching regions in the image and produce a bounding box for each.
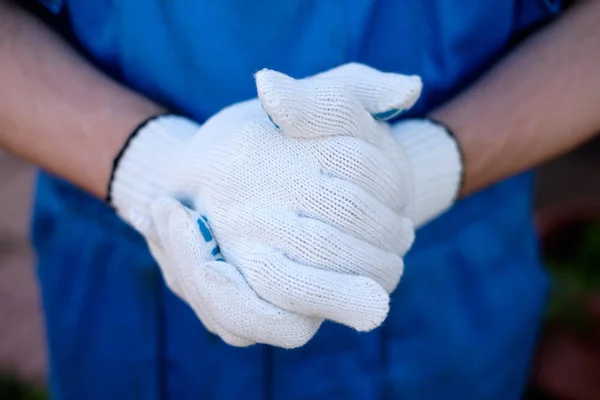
[106,113,175,206]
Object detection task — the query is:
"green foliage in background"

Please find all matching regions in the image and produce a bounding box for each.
[0,371,46,400]
[544,223,600,332]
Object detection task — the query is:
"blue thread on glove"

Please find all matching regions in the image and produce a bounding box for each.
[373,108,403,121]
[260,103,281,130]
[267,114,280,130]
[197,217,225,261]
[197,217,213,242]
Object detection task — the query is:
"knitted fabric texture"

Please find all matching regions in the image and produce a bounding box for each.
[111,64,460,348]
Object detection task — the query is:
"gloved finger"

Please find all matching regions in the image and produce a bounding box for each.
[146,239,187,299]
[156,197,321,348]
[238,247,390,332]
[311,63,422,120]
[130,209,190,301]
[254,64,422,140]
[261,216,404,293]
[150,197,251,346]
[129,210,159,241]
[296,176,415,253]
[150,197,223,262]
[307,135,411,212]
[255,68,379,141]
[190,260,322,349]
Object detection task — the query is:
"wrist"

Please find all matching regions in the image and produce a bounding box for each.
[109,114,199,222]
[391,118,463,227]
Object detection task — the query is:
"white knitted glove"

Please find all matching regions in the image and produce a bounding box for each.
[258,63,463,228]
[110,64,424,348]
[388,119,463,227]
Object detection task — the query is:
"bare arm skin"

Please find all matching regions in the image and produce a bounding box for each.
[431,0,600,197]
[0,1,165,199]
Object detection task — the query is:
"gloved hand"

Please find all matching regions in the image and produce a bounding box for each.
[109,64,425,348]
[257,63,463,229]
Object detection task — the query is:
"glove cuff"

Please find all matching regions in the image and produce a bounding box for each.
[391,118,463,227]
[109,114,199,222]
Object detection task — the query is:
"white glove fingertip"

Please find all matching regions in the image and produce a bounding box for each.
[200,260,320,349]
[254,69,289,111]
[243,252,390,333]
[348,276,390,332]
[359,74,422,121]
[255,69,304,135]
[312,63,423,120]
[214,326,256,348]
[256,68,380,141]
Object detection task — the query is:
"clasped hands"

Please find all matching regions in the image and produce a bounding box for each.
[110,63,462,348]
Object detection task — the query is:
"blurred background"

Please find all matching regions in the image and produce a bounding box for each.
[0,137,599,400]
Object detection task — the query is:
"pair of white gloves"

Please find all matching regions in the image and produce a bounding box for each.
[110,64,462,348]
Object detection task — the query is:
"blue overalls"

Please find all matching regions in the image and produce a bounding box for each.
[32,0,561,398]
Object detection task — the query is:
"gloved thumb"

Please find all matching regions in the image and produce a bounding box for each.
[254,63,421,141]
[311,63,422,120]
[150,197,321,349]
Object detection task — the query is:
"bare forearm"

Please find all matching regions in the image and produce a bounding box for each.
[0,1,165,198]
[431,0,600,197]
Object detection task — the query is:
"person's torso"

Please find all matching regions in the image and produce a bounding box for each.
[37,0,560,240]
[32,1,559,398]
